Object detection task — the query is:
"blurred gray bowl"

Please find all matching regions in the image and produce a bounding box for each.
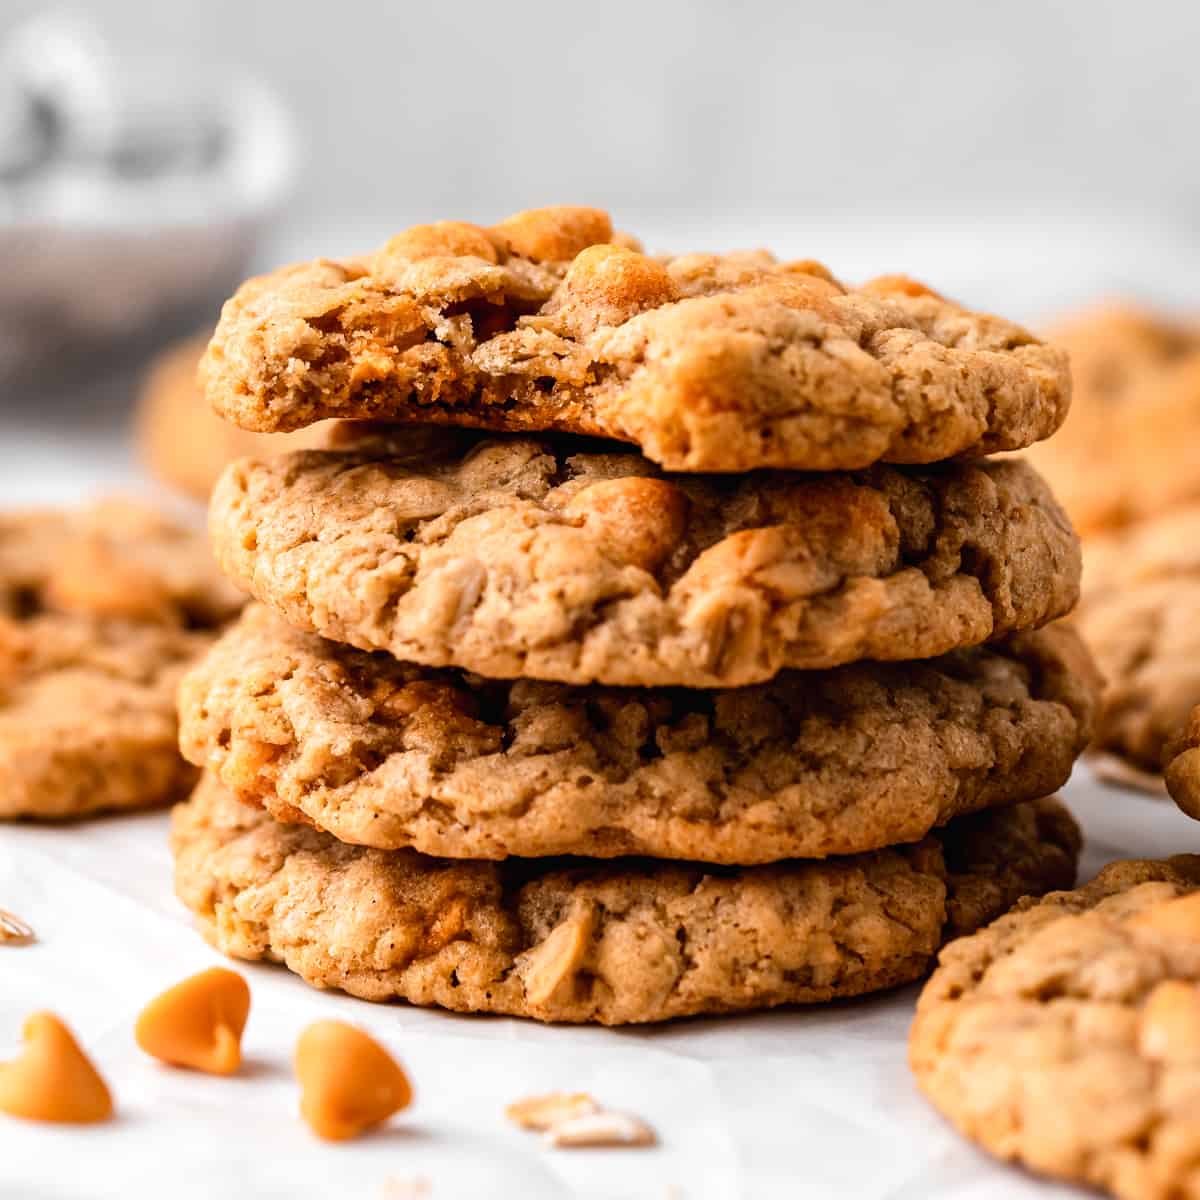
[0,13,296,381]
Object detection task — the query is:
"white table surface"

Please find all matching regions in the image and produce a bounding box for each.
[2,233,1198,1199]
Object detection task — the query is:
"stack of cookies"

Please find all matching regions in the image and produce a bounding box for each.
[171,206,1100,1024]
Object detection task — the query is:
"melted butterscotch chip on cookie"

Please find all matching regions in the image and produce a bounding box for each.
[202,206,1070,473]
[172,775,1079,1024]
[911,857,1200,1200]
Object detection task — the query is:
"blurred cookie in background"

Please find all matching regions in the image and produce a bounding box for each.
[1080,506,1200,782]
[1025,302,1200,537]
[0,498,244,820]
[1024,302,1200,789]
[137,333,330,499]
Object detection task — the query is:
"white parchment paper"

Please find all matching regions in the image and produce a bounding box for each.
[1,769,1191,1200]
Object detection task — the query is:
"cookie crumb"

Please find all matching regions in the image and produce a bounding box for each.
[379,1177,431,1199]
[543,1110,657,1149]
[505,1091,599,1131]
[0,908,34,946]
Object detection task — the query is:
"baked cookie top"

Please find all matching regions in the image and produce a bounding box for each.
[180,604,1099,863]
[1025,302,1200,536]
[911,857,1200,1200]
[1076,505,1200,773]
[202,206,1070,473]
[137,332,332,500]
[0,500,244,819]
[209,428,1081,688]
[173,774,1079,1025]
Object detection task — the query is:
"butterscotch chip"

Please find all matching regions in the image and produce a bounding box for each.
[208,428,1080,688]
[294,1020,412,1141]
[1076,506,1200,779]
[0,908,34,945]
[1024,303,1200,537]
[910,857,1200,1199]
[136,333,334,500]
[0,500,243,820]
[172,774,1079,1025]
[201,205,1069,473]
[0,1012,113,1124]
[135,967,250,1075]
[179,605,1097,863]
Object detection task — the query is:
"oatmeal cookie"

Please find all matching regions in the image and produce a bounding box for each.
[208,429,1081,688]
[0,500,243,819]
[202,206,1069,472]
[179,605,1098,862]
[137,333,332,500]
[173,774,1079,1024]
[1076,506,1200,774]
[1025,303,1200,536]
[911,857,1200,1200]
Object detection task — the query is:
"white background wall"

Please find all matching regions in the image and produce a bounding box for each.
[6,0,1200,323]
[7,0,1197,231]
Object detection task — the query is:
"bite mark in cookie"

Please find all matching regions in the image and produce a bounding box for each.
[203,206,1070,473]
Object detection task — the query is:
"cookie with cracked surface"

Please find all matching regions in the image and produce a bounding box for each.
[172,774,1079,1024]
[1075,505,1200,775]
[137,332,333,500]
[0,500,244,819]
[208,427,1081,688]
[179,604,1099,863]
[202,205,1069,472]
[911,857,1200,1200]
[1025,302,1200,537]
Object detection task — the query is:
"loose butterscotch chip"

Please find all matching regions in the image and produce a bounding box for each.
[295,1021,412,1141]
[135,966,250,1075]
[0,908,34,945]
[0,1012,113,1124]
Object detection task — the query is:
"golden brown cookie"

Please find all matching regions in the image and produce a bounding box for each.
[179,604,1099,863]
[911,857,1200,1200]
[208,428,1081,689]
[137,333,331,500]
[173,774,1079,1025]
[202,206,1069,473]
[1076,506,1200,773]
[1025,303,1200,537]
[0,500,244,819]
